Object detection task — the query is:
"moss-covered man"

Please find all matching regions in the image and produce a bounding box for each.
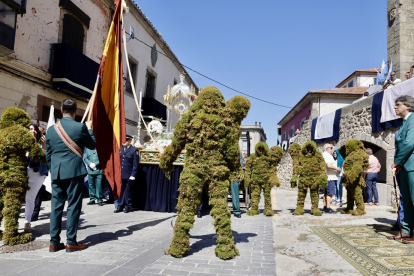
[289,141,328,216]
[159,86,250,260]
[340,140,369,216]
[244,142,282,216]
[0,107,45,245]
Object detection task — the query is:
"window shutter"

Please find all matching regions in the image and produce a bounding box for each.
[62,14,84,53]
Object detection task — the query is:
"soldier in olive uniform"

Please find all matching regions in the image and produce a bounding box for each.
[114,135,138,213]
[84,148,104,206]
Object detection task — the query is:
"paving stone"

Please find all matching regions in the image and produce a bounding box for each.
[159,269,190,276]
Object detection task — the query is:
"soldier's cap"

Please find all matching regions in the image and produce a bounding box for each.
[126,134,133,140]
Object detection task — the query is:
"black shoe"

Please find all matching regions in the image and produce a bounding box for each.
[235,214,241,218]
[124,208,130,213]
[323,206,327,211]
[31,214,39,222]
[98,202,104,206]
[325,208,334,213]
[87,201,96,205]
[114,208,123,213]
[197,212,202,218]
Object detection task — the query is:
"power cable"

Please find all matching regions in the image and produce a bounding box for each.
[125,31,292,108]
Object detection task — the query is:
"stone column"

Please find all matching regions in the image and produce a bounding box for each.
[387,0,414,79]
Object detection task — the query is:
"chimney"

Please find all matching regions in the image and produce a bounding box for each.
[259,122,261,127]
[255,122,257,125]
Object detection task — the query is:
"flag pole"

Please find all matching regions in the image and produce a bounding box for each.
[81,76,99,123]
[122,20,164,153]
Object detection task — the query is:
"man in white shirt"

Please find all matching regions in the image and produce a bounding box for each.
[322,143,342,213]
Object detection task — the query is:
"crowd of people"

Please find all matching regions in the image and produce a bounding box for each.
[2,92,414,252]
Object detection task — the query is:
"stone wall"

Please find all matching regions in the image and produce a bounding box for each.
[277,95,399,206]
[387,0,414,79]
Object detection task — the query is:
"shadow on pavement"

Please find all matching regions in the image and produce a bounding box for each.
[185,230,257,257]
[374,217,395,225]
[82,216,175,247]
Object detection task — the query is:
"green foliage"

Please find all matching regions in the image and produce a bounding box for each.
[298,141,327,190]
[291,141,327,216]
[0,107,45,245]
[159,86,249,259]
[288,143,301,187]
[245,142,276,216]
[341,140,369,216]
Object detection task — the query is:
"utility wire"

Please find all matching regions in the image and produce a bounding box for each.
[125,31,292,109]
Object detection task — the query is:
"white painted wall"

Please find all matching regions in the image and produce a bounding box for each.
[358,75,376,87]
[320,98,356,115]
[239,125,267,155]
[12,0,110,70]
[0,0,110,121]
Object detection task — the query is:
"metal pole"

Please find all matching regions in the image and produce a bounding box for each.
[246,131,250,157]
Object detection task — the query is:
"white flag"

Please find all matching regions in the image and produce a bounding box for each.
[44,104,56,193]
[386,60,393,81]
[47,104,55,129]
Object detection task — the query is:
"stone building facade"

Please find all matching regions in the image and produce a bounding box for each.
[387,0,414,79]
[277,95,398,206]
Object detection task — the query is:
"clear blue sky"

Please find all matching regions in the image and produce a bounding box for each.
[135,0,387,146]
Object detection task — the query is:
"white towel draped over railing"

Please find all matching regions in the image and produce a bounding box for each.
[314,111,336,139]
[380,78,414,123]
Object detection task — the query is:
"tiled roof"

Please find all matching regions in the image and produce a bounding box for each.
[355,68,380,73]
[309,86,368,94]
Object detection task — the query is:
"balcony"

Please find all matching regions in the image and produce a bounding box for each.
[50,43,99,99]
[141,97,166,122]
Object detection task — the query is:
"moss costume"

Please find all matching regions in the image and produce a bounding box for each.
[159,86,250,260]
[289,141,327,216]
[340,140,369,216]
[0,107,45,245]
[244,142,282,216]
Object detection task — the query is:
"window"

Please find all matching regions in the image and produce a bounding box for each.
[348,80,354,87]
[242,140,247,152]
[125,58,137,95]
[173,79,177,86]
[62,13,84,53]
[145,72,156,98]
[0,2,17,52]
[300,117,306,129]
[289,125,295,138]
[283,132,286,142]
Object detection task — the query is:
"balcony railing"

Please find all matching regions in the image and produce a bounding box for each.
[141,97,166,121]
[50,43,99,99]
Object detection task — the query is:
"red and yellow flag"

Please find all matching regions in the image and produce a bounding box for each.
[92,0,125,199]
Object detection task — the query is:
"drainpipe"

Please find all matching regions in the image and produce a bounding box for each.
[318,95,321,116]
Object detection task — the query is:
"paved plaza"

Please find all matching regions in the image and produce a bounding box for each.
[0,188,399,276]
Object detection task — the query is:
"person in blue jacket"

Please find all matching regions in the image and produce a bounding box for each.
[114,135,139,213]
[333,150,344,206]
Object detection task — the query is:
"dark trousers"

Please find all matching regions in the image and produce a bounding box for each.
[400,169,414,236]
[365,173,379,203]
[118,179,133,210]
[32,185,45,218]
[396,173,405,224]
[50,176,84,245]
[230,182,241,215]
[88,174,104,203]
